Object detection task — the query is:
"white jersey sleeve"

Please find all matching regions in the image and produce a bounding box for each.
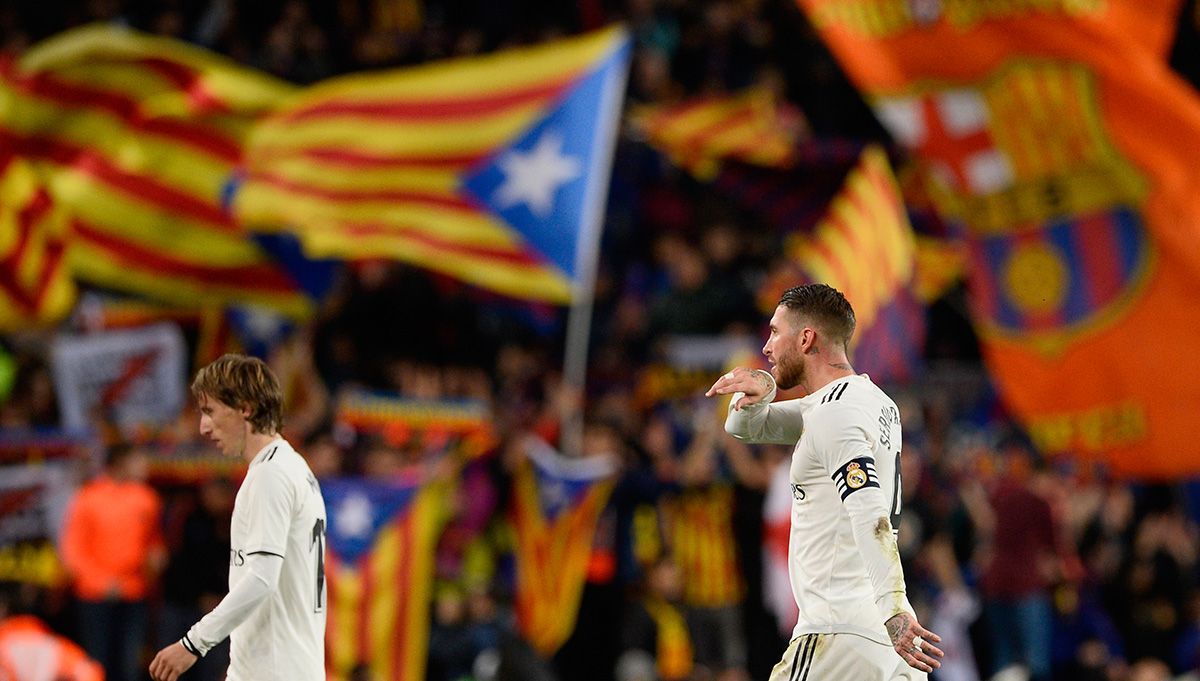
[183,552,282,657]
[724,370,806,445]
[806,401,912,623]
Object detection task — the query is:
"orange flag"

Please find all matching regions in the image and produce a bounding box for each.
[796,0,1198,477]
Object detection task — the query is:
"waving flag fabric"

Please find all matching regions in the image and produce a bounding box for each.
[631,87,806,179]
[323,476,447,681]
[797,0,1200,477]
[0,25,311,317]
[0,157,74,329]
[757,145,923,382]
[232,27,631,304]
[510,438,616,654]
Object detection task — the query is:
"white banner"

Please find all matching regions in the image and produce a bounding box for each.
[51,322,187,429]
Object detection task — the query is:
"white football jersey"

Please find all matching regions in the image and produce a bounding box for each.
[228,439,327,681]
[726,373,911,646]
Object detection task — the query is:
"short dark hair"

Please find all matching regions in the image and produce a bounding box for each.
[191,354,283,434]
[778,284,856,350]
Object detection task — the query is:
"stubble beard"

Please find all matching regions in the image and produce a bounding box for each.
[772,352,805,391]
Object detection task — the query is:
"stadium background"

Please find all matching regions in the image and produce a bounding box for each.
[2,1,1200,680]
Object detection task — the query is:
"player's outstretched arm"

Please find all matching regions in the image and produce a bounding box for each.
[705,367,804,444]
[885,611,944,673]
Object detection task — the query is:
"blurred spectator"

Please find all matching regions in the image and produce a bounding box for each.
[980,443,1059,681]
[60,443,165,681]
[0,582,103,681]
[158,477,235,681]
[620,556,692,681]
[427,583,476,681]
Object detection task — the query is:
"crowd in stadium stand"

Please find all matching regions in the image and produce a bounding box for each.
[4,2,1200,681]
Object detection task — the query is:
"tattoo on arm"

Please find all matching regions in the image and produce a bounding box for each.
[886,612,911,647]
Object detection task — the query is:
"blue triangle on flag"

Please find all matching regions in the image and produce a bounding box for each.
[461,37,631,282]
[321,477,421,564]
[532,462,597,522]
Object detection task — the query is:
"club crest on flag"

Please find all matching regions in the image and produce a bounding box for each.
[965,206,1151,350]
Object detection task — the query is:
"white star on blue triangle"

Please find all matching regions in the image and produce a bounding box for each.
[462,39,631,281]
[322,478,420,563]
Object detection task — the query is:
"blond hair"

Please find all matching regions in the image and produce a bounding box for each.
[191,354,283,434]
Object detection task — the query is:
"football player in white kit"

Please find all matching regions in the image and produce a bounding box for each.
[150,354,327,681]
[706,284,943,680]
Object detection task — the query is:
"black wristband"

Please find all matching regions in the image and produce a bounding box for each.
[181,635,203,658]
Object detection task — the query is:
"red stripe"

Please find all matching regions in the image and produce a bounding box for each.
[134,57,232,115]
[1074,213,1123,310]
[246,171,477,214]
[0,130,236,229]
[72,219,299,293]
[255,146,488,171]
[393,515,415,681]
[357,546,374,667]
[324,554,339,676]
[12,71,242,162]
[277,77,574,123]
[337,222,547,267]
[965,238,999,323]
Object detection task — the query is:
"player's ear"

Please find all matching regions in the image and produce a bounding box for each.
[800,327,817,354]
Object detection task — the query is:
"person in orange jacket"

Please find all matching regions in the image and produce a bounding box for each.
[0,582,104,681]
[60,443,165,681]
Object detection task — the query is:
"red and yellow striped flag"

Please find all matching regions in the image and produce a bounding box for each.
[0,156,75,329]
[510,439,616,655]
[662,485,744,608]
[632,87,806,180]
[324,476,448,681]
[761,144,915,330]
[1,26,312,317]
[232,27,631,304]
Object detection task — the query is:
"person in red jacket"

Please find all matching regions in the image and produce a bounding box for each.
[60,443,165,681]
[0,583,103,681]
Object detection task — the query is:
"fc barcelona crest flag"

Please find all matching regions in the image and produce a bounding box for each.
[797,0,1200,477]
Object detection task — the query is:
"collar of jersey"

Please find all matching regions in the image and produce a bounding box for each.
[249,438,286,466]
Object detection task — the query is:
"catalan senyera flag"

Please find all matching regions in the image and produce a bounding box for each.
[323,476,447,681]
[632,87,807,180]
[0,25,312,317]
[510,438,616,655]
[797,0,1200,477]
[0,156,75,329]
[232,27,632,304]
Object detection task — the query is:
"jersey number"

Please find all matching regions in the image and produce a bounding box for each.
[889,452,902,534]
[311,518,326,613]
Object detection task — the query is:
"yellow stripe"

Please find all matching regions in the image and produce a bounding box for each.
[329,565,361,675]
[237,188,522,248]
[20,24,294,111]
[404,490,443,680]
[285,26,623,104]
[50,174,259,266]
[245,157,459,193]
[247,104,545,157]
[369,522,401,681]
[4,92,238,194]
[68,246,312,318]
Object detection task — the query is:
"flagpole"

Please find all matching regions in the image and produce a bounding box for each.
[559,38,630,458]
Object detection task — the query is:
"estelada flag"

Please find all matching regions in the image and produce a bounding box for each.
[0,156,74,330]
[509,437,616,655]
[323,476,447,681]
[0,26,312,317]
[231,27,631,304]
[796,0,1200,477]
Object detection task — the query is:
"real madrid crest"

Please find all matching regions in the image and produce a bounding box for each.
[846,462,868,489]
